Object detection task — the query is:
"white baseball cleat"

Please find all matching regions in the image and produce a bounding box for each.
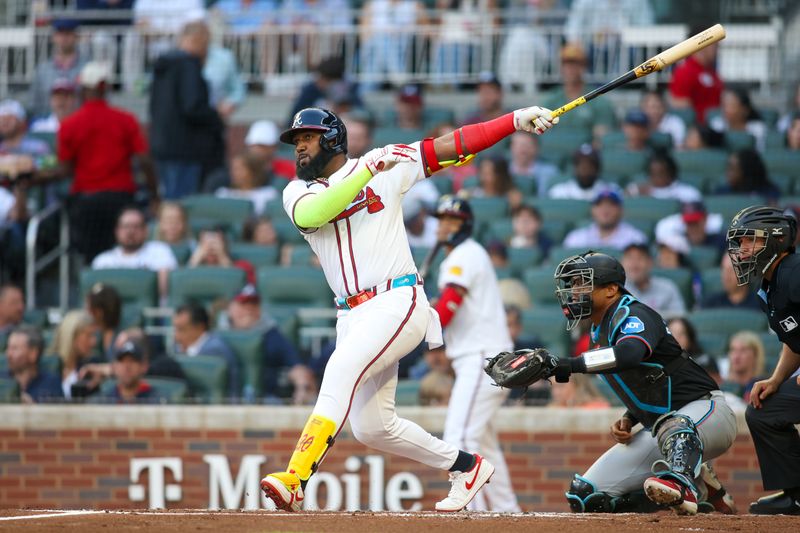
[435,454,495,512]
[261,471,305,512]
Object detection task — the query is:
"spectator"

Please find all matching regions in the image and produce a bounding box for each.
[226,285,316,403]
[92,207,179,299]
[777,83,800,133]
[287,57,362,121]
[497,275,531,312]
[150,20,225,199]
[701,254,761,311]
[404,198,438,249]
[620,109,651,152]
[50,310,99,400]
[59,61,157,263]
[242,216,279,246]
[394,83,424,130]
[134,0,205,33]
[548,144,616,201]
[188,227,256,284]
[98,340,161,403]
[156,201,194,248]
[486,240,508,271]
[541,44,616,139]
[786,112,800,150]
[508,131,558,197]
[505,305,539,350]
[6,325,63,403]
[85,283,122,357]
[118,327,185,380]
[509,204,552,256]
[667,316,721,383]
[76,0,135,26]
[655,201,726,252]
[431,0,496,81]
[30,78,79,134]
[419,368,454,406]
[173,302,240,396]
[463,72,507,125]
[469,155,522,210]
[0,99,53,162]
[212,0,277,35]
[641,89,686,148]
[30,19,86,118]
[669,27,723,124]
[714,148,780,201]
[625,151,702,203]
[654,233,692,271]
[278,0,353,32]
[622,243,686,317]
[0,284,25,340]
[709,87,767,152]
[203,37,246,124]
[563,189,646,250]
[682,123,726,151]
[548,374,610,408]
[244,119,296,180]
[358,0,426,91]
[215,152,279,216]
[0,181,27,284]
[341,112,374,159]
[720,331,765,403]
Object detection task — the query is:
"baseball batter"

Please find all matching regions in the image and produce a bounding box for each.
[433,195,521,512]
[260,105,558,512]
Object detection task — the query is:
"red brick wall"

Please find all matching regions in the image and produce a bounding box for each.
[0,427,761,511]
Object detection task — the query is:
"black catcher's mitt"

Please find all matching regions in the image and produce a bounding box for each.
[484,348,562,389]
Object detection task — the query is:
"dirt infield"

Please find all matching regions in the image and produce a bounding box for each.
[1,509,797,532]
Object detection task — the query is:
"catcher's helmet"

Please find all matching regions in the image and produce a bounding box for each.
[726,205,797,286]
[280,107,348,155]
[433,195,474,246]
[553,251,626,331]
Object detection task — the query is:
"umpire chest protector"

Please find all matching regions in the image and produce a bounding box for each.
[758,253,800,353]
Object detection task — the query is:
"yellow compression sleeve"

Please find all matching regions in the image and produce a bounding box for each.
[287,414,337,481]
[293,165,375,229]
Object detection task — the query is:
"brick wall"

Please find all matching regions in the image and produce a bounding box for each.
[0,406,762,511]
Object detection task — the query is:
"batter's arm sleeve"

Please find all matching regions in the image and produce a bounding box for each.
[292,164,376,229]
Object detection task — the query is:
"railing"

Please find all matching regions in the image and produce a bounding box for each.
[25,202,69,312]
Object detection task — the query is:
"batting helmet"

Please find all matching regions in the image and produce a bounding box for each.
[726,205,797,286]
[280,107,348,155]
[433,195,474,246]
[554,251,626,331]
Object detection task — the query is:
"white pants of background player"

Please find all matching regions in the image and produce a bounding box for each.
[314,285,460,470]
[444,354,521,512]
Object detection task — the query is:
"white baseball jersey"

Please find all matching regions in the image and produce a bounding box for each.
[437,238,513,358]
[282,142,426,299]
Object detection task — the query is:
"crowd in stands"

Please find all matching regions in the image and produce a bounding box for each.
[1,3,799,407]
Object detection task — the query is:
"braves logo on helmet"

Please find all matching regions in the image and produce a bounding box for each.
[433,195,474,246]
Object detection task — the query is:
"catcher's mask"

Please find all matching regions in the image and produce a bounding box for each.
[554,251,626,331]
[726,205,796,286]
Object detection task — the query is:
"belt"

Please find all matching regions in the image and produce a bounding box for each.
[335,273,423,310]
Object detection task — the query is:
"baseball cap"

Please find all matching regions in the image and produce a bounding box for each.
[682,201,707,224]
[593,188,623,205]
[233,284,260,304]
[657,233,690,255]
[51,78,77,94]
[79,61,111,89]
[114,340,145,362]
[0,99,25,121]
[573,143,600,165]
[560,43,587,64]
[245,120,279,147]
[477,71,502,89]
[397,83,423,105]
[624,109,649,127]
[52,18,79,32]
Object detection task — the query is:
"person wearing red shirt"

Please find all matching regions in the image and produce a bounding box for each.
[58,61,158,262]
[669,32,723,124]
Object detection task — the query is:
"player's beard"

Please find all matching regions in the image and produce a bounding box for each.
[297,150,335,181]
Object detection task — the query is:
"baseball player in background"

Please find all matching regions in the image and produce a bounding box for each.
[530,252,737,515]
[726,206,800,515]
[433,195,521,512]
[260,105,558,512]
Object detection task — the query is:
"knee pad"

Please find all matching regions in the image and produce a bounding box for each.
[565,475,616,513]
[652,412,703,483]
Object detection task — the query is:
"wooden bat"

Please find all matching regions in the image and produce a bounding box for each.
[551,24,726,119]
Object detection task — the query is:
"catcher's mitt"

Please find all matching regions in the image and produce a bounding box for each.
[484,348,561,389]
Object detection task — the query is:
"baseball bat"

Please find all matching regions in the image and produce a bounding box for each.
[418,242,444,280]
[551,24,726,119]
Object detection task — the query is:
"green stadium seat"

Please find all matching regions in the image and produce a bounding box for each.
[763,150,800,177]
[257,266,331,307]
[650,132,674,151]
[765,130,786,150]
[169,242,193,265]
[682,174,708,194]
[373,127,425,147]
[286,245,316,266]
[724,131,756,151]
[537,129,591,168]
[469,197,509,226]
[508,247,543,275]
[80,269,159,329]
[484,219,512,244]
[674,150,728,180]
[652,267,694,308]
[600,150,649,180]
[600,131,626,150]
[512,176,537,196]
[705,195,763,225]
[624,197,681,224]
[770,174,795,196]
[265,200,288,220]
[546,246,621,265]
[0,378,18,403]
[219,329,264,398]
[168,267,247,307]
[230,243,279,268]
[700,268,723,301]
[687,246,721,270]
[760,108,779,128]
[541,219,571,242]
[273,219,308,245]
[180,195,254,232]
[176,355,228,403]
[670,107,695,127]
[522,268,559,305]
[697,332,729,358]
[626,217,656,240]
[687,308,768,338]
[395,379,422,406]
[23,309,48,328]
[98,377,187,403]
[519,305,571,356]
[530,198,591,224]
[430,176,453,196]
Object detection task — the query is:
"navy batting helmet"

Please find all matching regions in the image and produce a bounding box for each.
[434,195,474,246]
[727,205,797,286]
[554,251,626,331]
[280,107,348,155]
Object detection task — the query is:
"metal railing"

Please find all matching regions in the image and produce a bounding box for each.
[25,201,69,312]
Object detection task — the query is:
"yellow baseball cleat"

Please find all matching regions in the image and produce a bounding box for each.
[261,471,305,512]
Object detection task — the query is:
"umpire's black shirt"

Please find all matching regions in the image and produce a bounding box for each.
[758,253,800,352]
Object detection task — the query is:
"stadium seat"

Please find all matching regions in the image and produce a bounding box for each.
[674,150,728,181]
[218,329,264,398]
[181,195,254,235]
[724,131,756,151]
[230,243,279,268]
[176,355,228,403]
[541,220,571,242]
[705,195,762,225]
[264,200,288,220]
[649,132,674,151]
[169,242,192,265]
[272,219,307,245]
[379,107,454,131]
[626,217,656,240]
[430,176,453,196]
[624,197,681,224]
[519,305,571,356]
[522,268,559,305]
[0,378,18,402]
[652,267,694,308]
[600,149,648,180]
[512,176,537,196]
[257,266,331,307]
[530,198,591,224]
[537,129,591,168]
[80,268,159,329]
[373,127,425,147]
[286,245,316,266]
[687,246,722,270]
[168,267,247,307]
[770,174,795,196]
[763,150,800,177]
[546,246,620,265]
[765,130,786,150]
[681,174,708,194]
[670,107,695,127]
[98,377,188,403]
[508,247,544,275]
[484,219,512,244]
[687,308,768,338]
[697,332,729,358]
[469,197,509,226]
[700,268,723,301]
[395,379,422,406]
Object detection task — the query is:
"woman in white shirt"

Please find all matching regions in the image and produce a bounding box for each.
[215,152,278,215]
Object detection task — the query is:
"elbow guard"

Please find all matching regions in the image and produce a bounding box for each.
[435,285,464,327]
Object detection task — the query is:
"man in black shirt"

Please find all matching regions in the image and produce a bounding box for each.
[548,252,736,515]
[727,206,800,515]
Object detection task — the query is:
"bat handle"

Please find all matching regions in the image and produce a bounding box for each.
[551,96,587,119]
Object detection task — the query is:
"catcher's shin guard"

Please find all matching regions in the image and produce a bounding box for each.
[651,413,703,493]
[287,414,336,481]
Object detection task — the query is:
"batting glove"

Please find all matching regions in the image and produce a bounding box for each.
[364,144,418,175]
[513,106,559,135]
